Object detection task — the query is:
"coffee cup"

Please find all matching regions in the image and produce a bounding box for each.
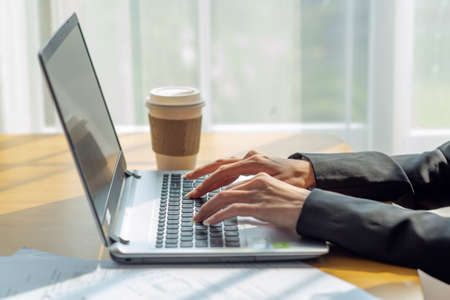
[146,87,205,170]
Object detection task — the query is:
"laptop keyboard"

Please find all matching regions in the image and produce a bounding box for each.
[156,173,240,249]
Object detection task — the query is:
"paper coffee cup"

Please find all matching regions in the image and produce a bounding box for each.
[146,87,205,170]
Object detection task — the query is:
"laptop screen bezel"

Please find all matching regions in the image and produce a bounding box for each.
[38,13,127,247]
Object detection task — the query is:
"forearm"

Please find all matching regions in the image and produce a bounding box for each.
[391,144,450,209]
[297,189,450,283]
[290,142,450,209]
[289,152,414,203]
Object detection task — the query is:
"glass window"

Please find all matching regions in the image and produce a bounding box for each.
[413,0,450,129]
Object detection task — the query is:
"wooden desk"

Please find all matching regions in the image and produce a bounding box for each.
[0,133,422,299]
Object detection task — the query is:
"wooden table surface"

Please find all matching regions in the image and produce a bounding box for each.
[0,133,423,299]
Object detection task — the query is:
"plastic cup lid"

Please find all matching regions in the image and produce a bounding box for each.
[146,86,204,108]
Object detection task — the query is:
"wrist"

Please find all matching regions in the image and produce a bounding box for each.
[305,161,316,188]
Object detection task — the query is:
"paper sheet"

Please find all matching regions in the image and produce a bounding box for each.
[1,248,378,300]
[418,269,450,300]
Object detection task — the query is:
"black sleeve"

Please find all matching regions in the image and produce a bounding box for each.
[297,189,450,284]
[390,142,450,209]
[289,141,450,209]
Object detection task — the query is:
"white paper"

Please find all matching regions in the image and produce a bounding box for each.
[418,269,450,300]
[1,248,378,300]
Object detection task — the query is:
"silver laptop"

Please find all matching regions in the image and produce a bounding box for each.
[39,13,328,263]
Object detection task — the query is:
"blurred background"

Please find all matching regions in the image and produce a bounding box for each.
[0,0,449,154]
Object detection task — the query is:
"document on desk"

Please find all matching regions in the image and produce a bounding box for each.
[1,248,377,300]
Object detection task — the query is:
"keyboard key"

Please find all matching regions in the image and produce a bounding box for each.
[166,233,179,239]
[224,225,238,231]
[168,211,179,215]
[181,231,193,236]
[211,242,223,248]
[195,241,208,247]
[195,224,207,230]
[195,235,207,240]
[225,243,240,248]
[181,227,193,232]
[167,224,179,229]
[225,231,239,237]
[181,236,193,242]
[225,236,240,242]
[167,220,179,225]
[165,244,178,248]
[224,218,237,225]
[181,242,193,248]
[167,229,179,234]
[210,232,222,238]
[156,244,163,248]
[168,215,179,220]
[165,239,177,244]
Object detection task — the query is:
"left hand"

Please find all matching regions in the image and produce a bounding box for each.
[192,172,311,231]
[184,150,315,198]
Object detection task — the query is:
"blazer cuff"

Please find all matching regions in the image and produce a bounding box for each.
[289,151,414,202]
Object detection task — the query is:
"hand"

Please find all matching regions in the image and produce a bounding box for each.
[192,172,311,231]
[184,150,315,198]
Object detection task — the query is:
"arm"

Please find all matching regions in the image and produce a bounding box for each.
[297,189,450,284]
[390,141,450,209]
[289,141,450,209]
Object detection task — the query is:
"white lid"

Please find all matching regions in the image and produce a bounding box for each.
[146,86,204,108]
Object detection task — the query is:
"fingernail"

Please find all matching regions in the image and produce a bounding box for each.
[186,189,197,198]
[183,172,191,178]
[203,219,210,226]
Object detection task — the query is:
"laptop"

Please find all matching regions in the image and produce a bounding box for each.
[38,13,328,263]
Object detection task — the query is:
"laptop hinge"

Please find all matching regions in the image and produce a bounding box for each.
[124,170,141,179]
[109,234,130,245]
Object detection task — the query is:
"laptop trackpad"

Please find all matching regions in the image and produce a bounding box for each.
[238,217,301,249]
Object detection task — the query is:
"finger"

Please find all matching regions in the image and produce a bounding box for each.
[187,175,238,198]
[222,177,252,191]
[188,160,266,198]
[243,149,260,159]
[224,172,271,192]
[183,157,240,179]
[202,203,262,226]
[193,190,253,222]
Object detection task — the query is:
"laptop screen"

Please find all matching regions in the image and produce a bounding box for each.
[40,16,122,227]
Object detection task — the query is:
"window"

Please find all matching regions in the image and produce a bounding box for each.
[1,0,449,154]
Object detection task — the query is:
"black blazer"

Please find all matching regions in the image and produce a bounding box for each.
[289,141,450,283]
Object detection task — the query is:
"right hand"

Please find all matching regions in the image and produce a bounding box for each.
[184,150,316,198]
[192,172,311,229]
